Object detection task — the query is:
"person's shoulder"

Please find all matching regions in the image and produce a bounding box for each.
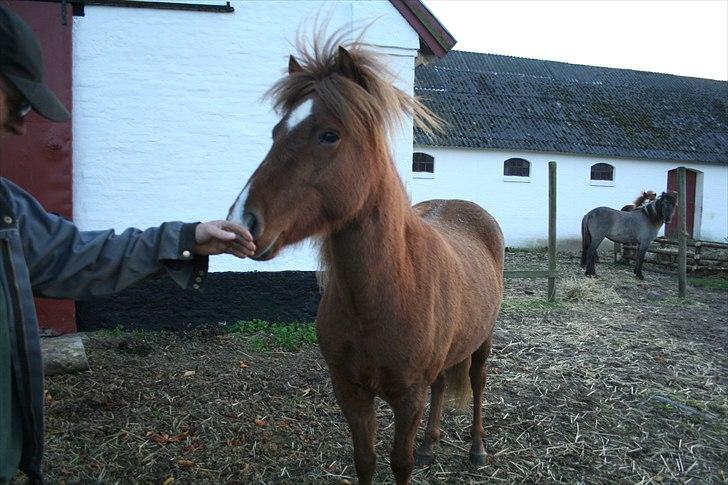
[0,176,45,215]
[0,176,30,201]
[0,176,13,202]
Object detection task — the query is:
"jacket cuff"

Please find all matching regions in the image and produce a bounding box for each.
[178,222,198,260]
[162,223,208,291]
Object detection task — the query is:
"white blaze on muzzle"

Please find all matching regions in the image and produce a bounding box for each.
[227,182,250,224]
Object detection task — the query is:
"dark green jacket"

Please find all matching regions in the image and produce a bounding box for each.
[0,177,207,483]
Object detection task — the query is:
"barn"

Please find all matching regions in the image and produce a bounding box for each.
[411,50,728,247]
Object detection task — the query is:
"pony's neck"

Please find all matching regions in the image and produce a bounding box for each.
[323,156,420,315]
[642,199,664,226]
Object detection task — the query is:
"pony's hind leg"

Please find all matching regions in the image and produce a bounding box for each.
[330,372,377,485]
[585,237,603,277]
[469,338,493,465]
[414,373,445,466]
[390,385,428,485]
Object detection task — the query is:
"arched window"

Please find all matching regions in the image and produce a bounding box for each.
[503,158,530,177]
[590,163,614,181]
[412,152,434,173]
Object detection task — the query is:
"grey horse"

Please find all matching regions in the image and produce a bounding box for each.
[581,191,678,279]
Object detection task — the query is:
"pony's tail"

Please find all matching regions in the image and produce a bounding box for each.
[444,357,472,412]
[581,215,591,268]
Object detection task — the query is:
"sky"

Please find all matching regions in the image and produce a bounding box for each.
[422,0,728,81]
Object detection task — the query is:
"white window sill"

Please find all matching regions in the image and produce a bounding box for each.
[590,180,614,186]
[503,176,531,183]
[413,173,435,179]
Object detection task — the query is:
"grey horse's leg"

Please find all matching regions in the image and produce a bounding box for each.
[634,243,648,279]
[585,234,604,277]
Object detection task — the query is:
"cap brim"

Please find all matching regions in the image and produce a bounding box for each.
[6,73,70,122]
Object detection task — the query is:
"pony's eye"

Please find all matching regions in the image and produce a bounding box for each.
[319,131,340,145]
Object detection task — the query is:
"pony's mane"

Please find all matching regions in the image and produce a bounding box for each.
[266,30,441,140]
[631,190,657,207]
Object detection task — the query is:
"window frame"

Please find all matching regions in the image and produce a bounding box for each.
[589,162,615,186]
[503,157,531,182]
[412,152,435,179]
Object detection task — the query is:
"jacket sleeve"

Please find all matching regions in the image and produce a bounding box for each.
[5,179,208,300]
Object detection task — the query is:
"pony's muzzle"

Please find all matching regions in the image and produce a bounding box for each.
[243,210,263,240]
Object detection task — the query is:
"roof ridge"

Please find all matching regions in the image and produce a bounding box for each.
[435,50,728,84]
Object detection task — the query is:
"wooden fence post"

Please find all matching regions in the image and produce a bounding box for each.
[677,166,687,297]
[547,161,557,301]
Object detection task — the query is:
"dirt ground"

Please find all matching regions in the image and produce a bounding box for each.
[21,250,728,484]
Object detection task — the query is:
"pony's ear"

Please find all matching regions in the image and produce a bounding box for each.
[289,55,303,75]
[335,46,368,89]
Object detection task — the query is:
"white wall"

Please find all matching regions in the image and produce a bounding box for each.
[72,0,420,272]
[410,146,728,247]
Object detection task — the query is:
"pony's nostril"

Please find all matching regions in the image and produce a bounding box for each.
[243,211,262,239]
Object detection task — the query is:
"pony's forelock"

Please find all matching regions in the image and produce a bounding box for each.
[266,28,441,140]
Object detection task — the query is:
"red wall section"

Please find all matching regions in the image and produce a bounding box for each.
[0,1,75,333]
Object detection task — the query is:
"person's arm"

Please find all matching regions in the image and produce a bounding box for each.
[3,178,252,300]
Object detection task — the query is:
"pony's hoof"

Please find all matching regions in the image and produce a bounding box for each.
[414,451,433,467]
[635,273,645,280]
[469,452,487,466]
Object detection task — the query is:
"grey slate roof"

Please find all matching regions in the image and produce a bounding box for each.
[414,51,728,164]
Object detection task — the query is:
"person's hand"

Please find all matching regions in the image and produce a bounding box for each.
[194,220,256,258]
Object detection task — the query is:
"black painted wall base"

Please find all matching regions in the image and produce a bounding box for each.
[76,271,321,332]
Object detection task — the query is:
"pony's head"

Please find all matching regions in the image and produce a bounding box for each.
[227,33,438,260]
[643,190,657,202]
[658,191,678,224]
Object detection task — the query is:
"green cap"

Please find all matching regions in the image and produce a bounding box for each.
[0,6,70,122]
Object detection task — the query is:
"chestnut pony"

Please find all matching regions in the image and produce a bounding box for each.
[621,190,657,211]
[227,34,504,484]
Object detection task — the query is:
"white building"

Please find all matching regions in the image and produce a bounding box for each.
[70,0,454,272]
[412,51,728,248]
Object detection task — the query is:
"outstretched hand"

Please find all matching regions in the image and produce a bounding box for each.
[194,220,256,258]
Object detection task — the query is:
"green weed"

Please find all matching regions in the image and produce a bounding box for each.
[687,276,728,291]
[221,319,316,351]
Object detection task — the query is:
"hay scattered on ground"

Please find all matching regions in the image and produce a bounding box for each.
[559,276,625,304]
[16,251,728,484]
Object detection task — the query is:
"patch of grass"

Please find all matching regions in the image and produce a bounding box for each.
[93,326,159,339]
[505,246,547,254]
[500,297,566,313]
[221,319,316,351]
[688,276,728,291]
[655,296,703,307]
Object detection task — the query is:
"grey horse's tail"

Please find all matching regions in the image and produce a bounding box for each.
[581,214,590,267]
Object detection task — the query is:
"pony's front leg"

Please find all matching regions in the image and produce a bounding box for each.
[390,386,428,485]
[634,244,647,279]
[414,374,445,466]
[330,372,377,485]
